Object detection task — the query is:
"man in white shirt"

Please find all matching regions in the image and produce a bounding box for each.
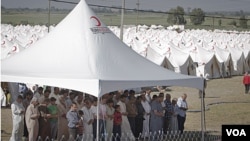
[117,94,135,140]
[98,96,108,139]
[10,95,25,141]
[25,97,40,141]
[49,87,60,104]
[145,89,152,103]
[91,98,98,139]
[38,89,51,104]
[33,86,44,100]
[141,92,151,138]
[177,93,188,134]
[82,99,94,140]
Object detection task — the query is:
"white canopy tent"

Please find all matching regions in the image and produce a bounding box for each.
[1,0,204,97]
[1,0,205,140]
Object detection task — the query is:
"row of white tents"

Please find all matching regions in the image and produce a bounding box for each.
[110,26,250,78]
[2,23,249,79]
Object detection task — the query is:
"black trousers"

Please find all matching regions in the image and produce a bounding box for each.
[245,84,249,94]
[177,115,186,134]
[23,117,28,137]
[113,125,121,141]
[135,117,144,138]
[128,116,136,137]
[93,119,97,140]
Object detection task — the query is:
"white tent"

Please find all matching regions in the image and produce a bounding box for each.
[1,0,206,139]
[166,44,196,76]
[2,0,204,97]
[146,46,175,72]
[1,86,6,107]
[227,46,246,75]
[213,46,233,77]
[190,45,221,79]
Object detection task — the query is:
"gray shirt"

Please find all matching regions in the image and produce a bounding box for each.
[66,110,79,128]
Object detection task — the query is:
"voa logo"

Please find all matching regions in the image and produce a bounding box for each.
[226,129,246,136]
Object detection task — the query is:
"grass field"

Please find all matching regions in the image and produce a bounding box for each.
[1,76,250,140]
[1,10,249,31]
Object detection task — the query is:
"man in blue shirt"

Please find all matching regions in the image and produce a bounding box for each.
[66,102,79,140]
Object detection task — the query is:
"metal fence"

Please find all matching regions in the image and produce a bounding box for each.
[37,130,221,141]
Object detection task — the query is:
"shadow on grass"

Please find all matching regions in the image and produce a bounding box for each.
[188,101,250,112]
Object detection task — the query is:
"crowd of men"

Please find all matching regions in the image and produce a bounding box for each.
[9,85,188,141]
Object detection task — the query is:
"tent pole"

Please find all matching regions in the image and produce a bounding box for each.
[97,97,100,141]
[136,0,139,32]
[120,0,125,41]
[201,87,205,141]
[48,0,51,32]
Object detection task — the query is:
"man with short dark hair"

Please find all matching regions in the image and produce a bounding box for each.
[48,97,59,140]
[33,86,44,99]
[38,89,51,104]
[66,102,79,140]
[49,87,60,104]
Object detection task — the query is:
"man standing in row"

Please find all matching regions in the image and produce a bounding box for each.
[10,95,25,141]
[66,102,79,140]
[177,93,188,134]
[243,71,250,94]
[25,97,40,141]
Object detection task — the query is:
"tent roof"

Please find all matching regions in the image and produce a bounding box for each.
[1,0,204,97]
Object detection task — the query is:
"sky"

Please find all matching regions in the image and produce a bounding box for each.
[1,0,250,12]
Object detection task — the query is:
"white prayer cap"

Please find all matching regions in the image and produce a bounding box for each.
[30,97,38,104]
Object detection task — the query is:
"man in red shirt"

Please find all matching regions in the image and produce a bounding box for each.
[113,105,122,141]
[243,71,250,94]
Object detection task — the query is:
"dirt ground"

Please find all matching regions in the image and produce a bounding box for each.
[1,76,250,140]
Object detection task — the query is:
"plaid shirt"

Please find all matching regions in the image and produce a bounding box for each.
[77,118,84,135]
[164,100,172,119]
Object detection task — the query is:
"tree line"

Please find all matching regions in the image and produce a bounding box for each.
[166,6,248,29]
[1,5,249,29]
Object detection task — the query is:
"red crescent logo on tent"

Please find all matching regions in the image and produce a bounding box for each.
[90,16,101,27]
[12,46,17,52]
[1,41,5,45]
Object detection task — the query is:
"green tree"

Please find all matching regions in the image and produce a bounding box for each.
[167,6,186,25]
[190,8,205,25]
[228,20,237,27]
[239,11,248,29]
[239,16,248,28]
[218,19,222,26]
